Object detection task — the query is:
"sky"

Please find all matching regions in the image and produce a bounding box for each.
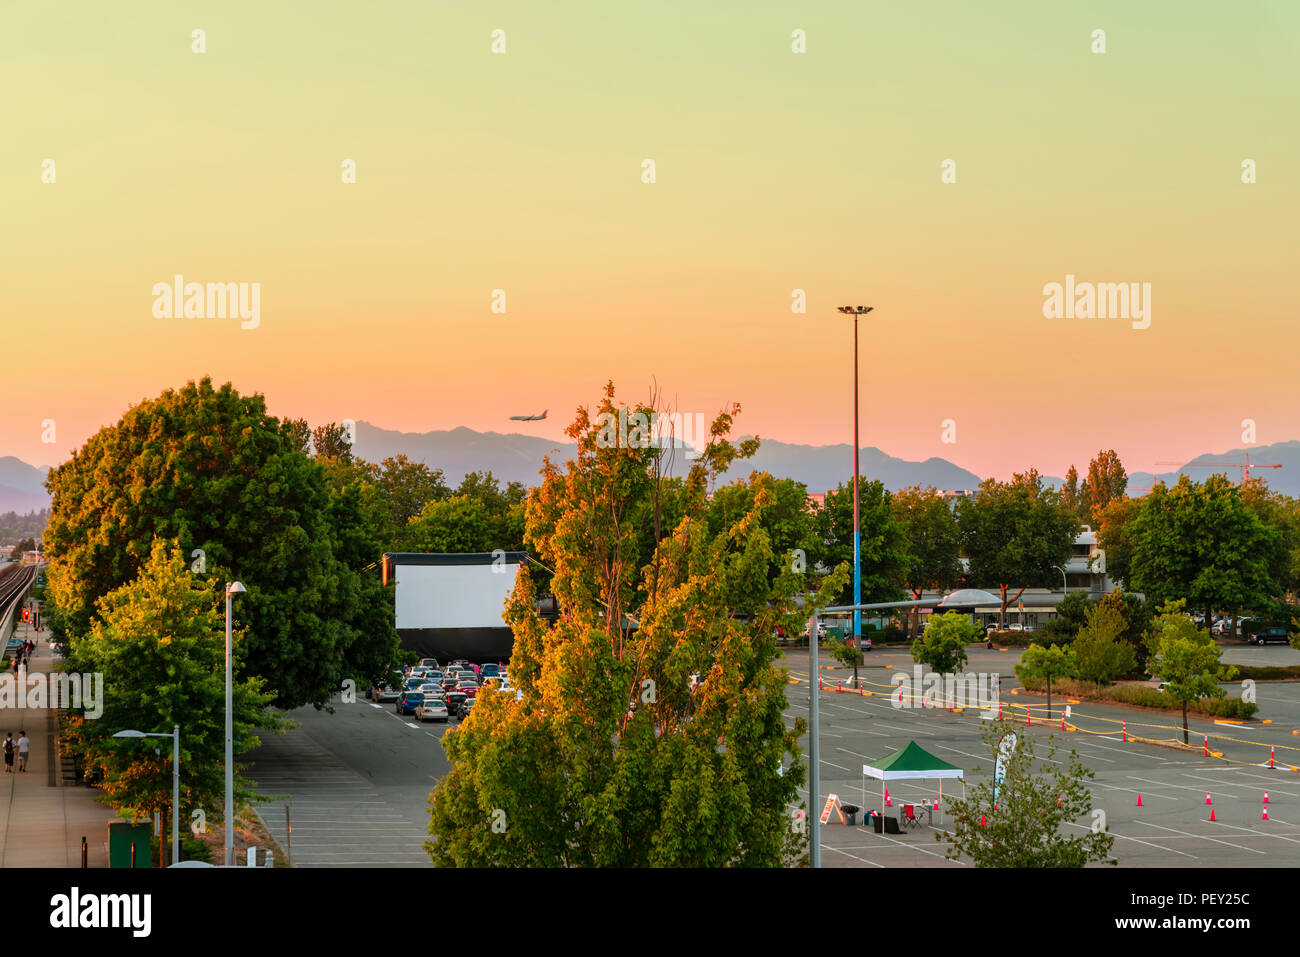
[3,1,1298,480]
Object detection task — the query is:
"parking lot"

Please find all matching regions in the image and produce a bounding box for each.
[782,643,1300,867]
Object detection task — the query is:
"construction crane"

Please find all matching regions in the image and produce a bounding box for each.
[1153,451,1282,485]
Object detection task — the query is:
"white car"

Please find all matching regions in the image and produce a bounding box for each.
[416,698,449,722]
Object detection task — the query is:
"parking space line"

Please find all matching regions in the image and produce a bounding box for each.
[820,845,886,868]
[1134,820,1266,854]
[1062,822,1196,859]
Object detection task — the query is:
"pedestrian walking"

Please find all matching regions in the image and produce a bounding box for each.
[3,734,14,773]
[16,731,28,773]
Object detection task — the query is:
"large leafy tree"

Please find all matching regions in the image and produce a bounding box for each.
[43,377,395,708]
[814,477,908,608]
[62,542,283,862]
[1127,474,1279,629]
[426,384,848,867]
[1070,601,1136,685]
[957,470,1080,627]
[1148,601,1237,744]
[891,486,962,638]
[910,611,977,676]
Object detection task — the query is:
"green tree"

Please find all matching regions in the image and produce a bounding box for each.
[1040,590,1094,644]
[958,470,1080,627]
[1081,449,1127,527]
[1071,601,1137,685]
[939,721,1115,867]
[42,377,393,709]
[406,495,496,552]
[910,611,978,676]
[1016,643,1076,720]
[891,486,962,639]
[62,542,283,862]
[1148,600,1237,744]
[1128,475,1279,631]
[1095,495,1140,590]
[814,477,908,608]
[1094,591,1153,672]
[311,422,353,462]
[425,384,849,867]
[1061,466,1085,524]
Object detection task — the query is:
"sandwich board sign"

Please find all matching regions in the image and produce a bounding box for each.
[820,793,846,825]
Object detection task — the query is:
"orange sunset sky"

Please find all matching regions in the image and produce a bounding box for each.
[3,2,1298,481]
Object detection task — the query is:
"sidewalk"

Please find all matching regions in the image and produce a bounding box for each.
[0,621,117,867]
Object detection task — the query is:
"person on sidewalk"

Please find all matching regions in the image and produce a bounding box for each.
[16,731,29,772]
[3,734,13,773]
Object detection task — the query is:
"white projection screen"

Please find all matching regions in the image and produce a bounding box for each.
[385,552,526,661]
[395,561,521,630]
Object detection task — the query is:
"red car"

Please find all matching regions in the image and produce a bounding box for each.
[457,680,479,699]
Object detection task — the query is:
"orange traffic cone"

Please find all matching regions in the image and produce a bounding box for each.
[1210,808,1217,822]
[1264,791,1270,804]
[1263,807,1269,821]
[1122,720,1127,742]
[1205,792,1212,805]
[1136,794,1143,807]
[1061,715,1066,731]
[837,679,842,693]
[979,813,987,826]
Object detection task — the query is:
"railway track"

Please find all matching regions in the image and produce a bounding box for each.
[0,563,41,651]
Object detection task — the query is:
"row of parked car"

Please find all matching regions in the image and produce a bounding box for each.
[366,658,515,721]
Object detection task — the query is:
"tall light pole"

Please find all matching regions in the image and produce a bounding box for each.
[837,306,873,662]
[224,581,246,866]
[113,726,180,866]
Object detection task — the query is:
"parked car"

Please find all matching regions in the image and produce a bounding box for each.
[444,689,467,714]
[404,677,427,692]
[419,682,443,697]
[440,675,461,692]
[479,664,500,681]
[458,680,479,698]
[418,658,440,670]
[1248,625,1291,646]
[396,691,424,716]
[369,683,400,703]
[416,698,449,722]
[457,697,476,719]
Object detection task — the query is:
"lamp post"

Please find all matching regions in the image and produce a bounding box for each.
[113,726,180,866]
[224,581,246,866]
[837,305,873,663]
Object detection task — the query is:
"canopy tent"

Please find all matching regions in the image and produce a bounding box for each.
[861,741,965,825]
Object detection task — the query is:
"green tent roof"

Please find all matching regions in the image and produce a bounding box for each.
[862,740,964,780]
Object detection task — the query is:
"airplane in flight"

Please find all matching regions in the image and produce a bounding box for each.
[509,409,547,421]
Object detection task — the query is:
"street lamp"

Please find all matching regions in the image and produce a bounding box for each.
[113,727,180,866]
[837,305,873,663]
[224,581,246,866]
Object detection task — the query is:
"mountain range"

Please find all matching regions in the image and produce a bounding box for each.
[6,431,1300,513]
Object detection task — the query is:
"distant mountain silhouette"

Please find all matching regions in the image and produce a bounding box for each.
[1128,441,1300,497]
[11,433,1300,510]
[0,457,50,513]
[352,423,985,494]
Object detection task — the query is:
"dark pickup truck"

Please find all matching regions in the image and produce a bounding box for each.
[1244,625,1292,646]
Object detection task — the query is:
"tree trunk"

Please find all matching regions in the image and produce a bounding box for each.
[1229,609,1239,641]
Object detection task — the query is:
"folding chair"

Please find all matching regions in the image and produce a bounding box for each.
[902,804,920,830]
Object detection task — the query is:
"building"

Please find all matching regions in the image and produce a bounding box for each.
[917,526,1120,630]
